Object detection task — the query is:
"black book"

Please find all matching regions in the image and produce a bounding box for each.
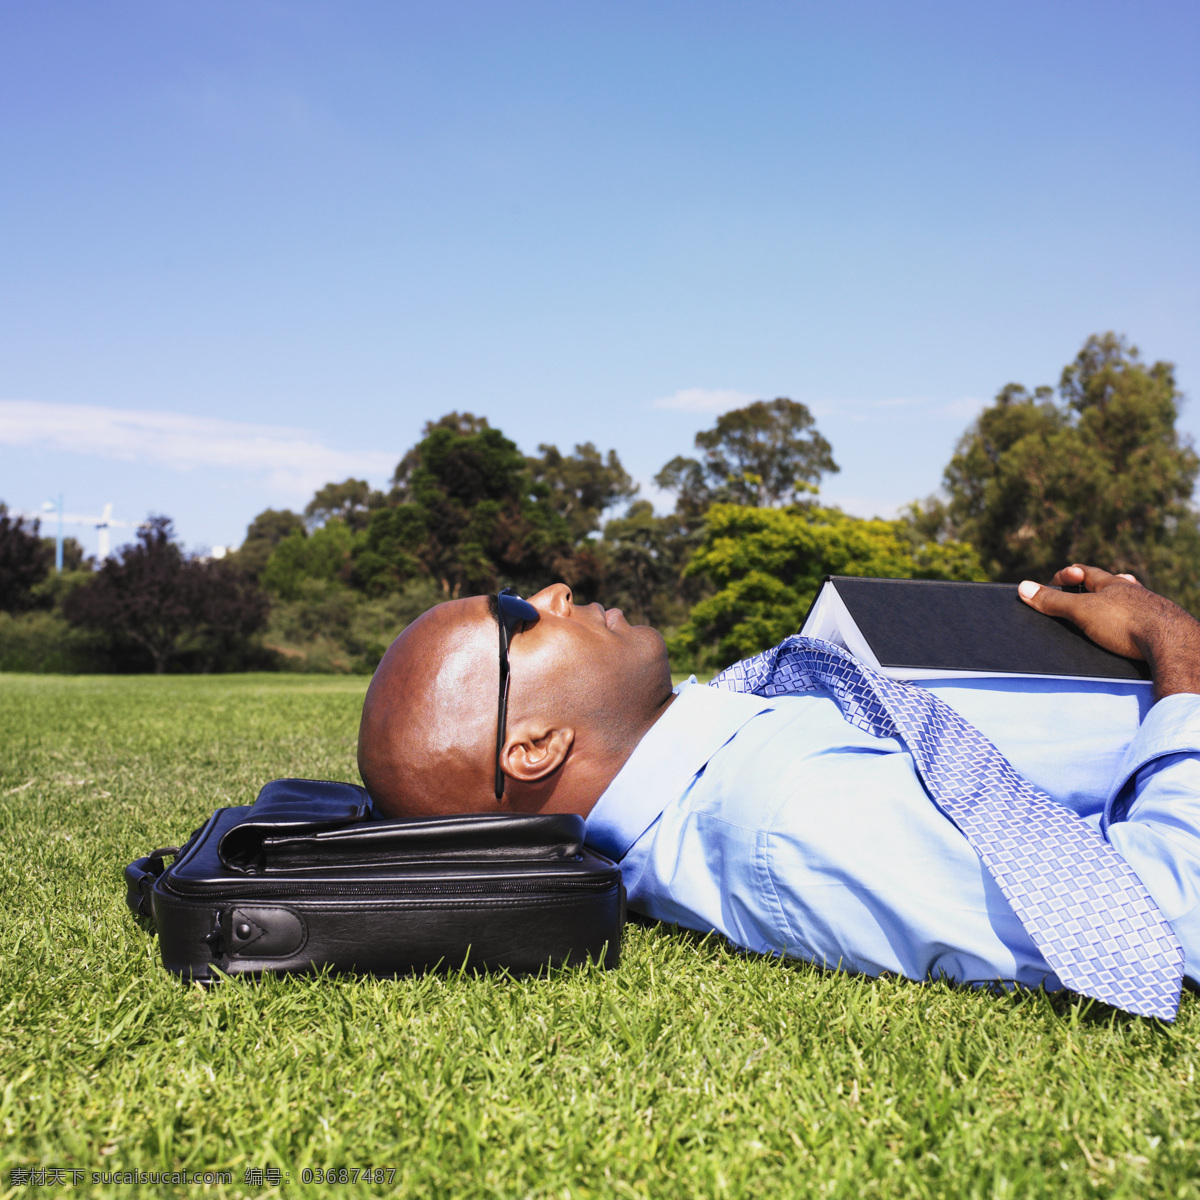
[798,576,1151,684]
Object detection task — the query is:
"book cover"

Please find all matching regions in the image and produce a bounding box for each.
[799,576,1151,683]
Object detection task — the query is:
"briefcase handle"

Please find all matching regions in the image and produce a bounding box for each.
[123,847,178,919]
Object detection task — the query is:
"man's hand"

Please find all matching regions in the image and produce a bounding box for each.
[1017,564,1200,700]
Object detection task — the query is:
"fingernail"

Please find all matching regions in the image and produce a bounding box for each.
[1018,581,1038,600]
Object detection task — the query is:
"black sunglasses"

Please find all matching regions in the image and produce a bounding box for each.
[493,587,540,799]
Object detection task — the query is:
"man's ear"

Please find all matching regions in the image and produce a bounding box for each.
[500,722,575,785]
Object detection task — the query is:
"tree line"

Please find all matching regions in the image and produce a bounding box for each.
[2,333,1197,674]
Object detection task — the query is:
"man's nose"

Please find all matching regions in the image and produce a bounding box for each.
[527,583,574,617]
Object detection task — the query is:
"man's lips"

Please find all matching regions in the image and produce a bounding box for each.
[583,602,626,630]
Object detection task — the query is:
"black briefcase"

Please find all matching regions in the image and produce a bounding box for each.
[125,778,625,982]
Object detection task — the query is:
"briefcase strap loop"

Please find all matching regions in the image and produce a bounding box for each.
[123,847,179,919]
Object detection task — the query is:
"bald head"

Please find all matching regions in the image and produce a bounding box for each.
[357,585,674,820]
[358,596,496,818]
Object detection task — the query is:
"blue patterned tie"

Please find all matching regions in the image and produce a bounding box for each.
[710,636,1184,1020]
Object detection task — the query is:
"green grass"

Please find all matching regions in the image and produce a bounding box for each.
[1,674,1198,1199]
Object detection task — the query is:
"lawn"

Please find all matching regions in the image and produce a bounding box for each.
[1,673,1198,1199]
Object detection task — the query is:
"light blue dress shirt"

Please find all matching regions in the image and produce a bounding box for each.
[585,676,1200,990]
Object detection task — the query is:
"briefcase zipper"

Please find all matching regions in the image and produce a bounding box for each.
[162,874,620,901]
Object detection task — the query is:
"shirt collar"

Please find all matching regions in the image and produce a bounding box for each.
[584,680,776,861]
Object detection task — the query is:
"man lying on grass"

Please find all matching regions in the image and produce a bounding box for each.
[357,565,1200,1018]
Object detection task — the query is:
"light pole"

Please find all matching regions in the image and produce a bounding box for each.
[41,496,64,572]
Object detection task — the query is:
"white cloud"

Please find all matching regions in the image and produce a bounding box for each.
[0,400,397,496]
[937,397,986,420]
[652,387,757,414]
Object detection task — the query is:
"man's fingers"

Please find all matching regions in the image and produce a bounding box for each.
[1073,564,1122,592]
[1048,565,1085,588]
[1046,564,1128,592]
[1017,583,1099,628]
[1018,580,1081,619]
[1022,567,1175,668]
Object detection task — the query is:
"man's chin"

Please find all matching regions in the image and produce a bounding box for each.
[636,625,673,683]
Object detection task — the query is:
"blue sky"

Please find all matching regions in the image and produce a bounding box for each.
[2,1,1197,556]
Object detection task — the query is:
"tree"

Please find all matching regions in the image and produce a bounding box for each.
[652,456,712,524]
[389,412,575,598]
[917,334,1200,607]
[242,416,640,610]
[63,517,269,672]
[599,501,700,629]
[675,503,985,668]
[656,398,839,512]
[352,505,427,596]
[0,505,53,613]
[184,560,273,672]
[261,520,356,601]
[528,442,637,541]
[39,536,88,572]
[389,411,493,497]
[252,415,633,612]
[233,509,306,579]
[304,478,384,532]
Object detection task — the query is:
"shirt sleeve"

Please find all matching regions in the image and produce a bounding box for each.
[1102,693,1200,979]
